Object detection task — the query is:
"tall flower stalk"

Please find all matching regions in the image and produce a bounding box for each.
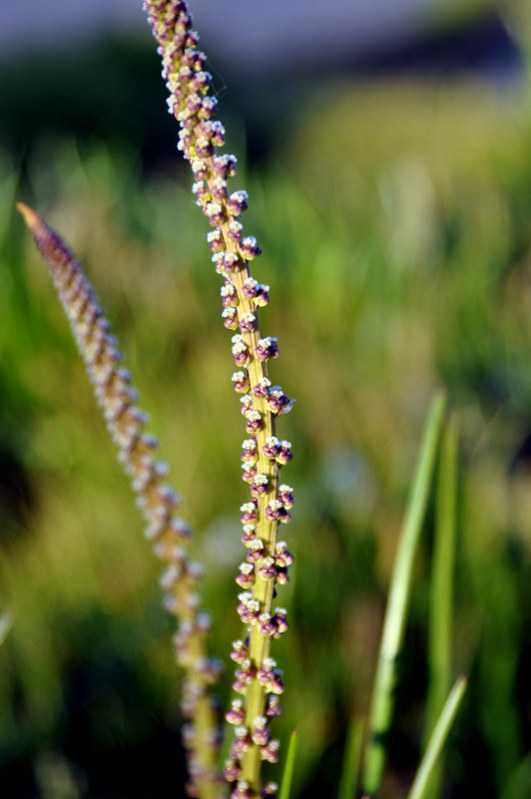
[17,203,223,799]
[143,3,295,798]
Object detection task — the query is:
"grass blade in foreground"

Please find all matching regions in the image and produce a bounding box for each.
[278,731,298,799]
[338,717,365,799]
[17,203,222,799]
[423,416,458,799]
[407,676,467,799]
[362,391,447,797]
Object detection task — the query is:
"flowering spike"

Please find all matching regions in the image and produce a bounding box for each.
[17,202,222,799]
[142,2,295,796]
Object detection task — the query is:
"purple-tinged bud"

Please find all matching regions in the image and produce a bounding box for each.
[235,562,254,588]
[191,158,208,180]
[226,699,245,726]
[199,95,218,119]
[241,463,257,484]
[258,557,277,580]
[209,120,226,146]
[278,485,294,508]
[222,307,239,330]
[221,283,238,307]
[265,696,282,718]
[240,502,258,524]
[265,500,283,521]
[237,594,260,623]
[236,659,255,682]
[224,758,242,782]
[276,567,289,585]
[186,560,204,582]
[251,717,270,746]
[258,613,276,637]
[157,483,180,506]
[231,335,251,366]
[241,524,257,546]
[227,220,243,245]
[247,538,265,562]
[170,516,192,540]
[231,779,252,799]
[210,176,227,202]
[212,153,237,178]
[262,782,278,799]
[190,70,212,93]
[241,277,259,299]
[230,640,249,664]
[250,473,268,497]
[186,48,206,71]
[222,251,241,274]
[239,312,257,334]
[277,441,293,465]
[262,436,280,460]
[268,672,284,695]
[273,608,289,636]
[253,377,271,399]
[204,200,224,226]
[278,507,292,524]
[256,658,276,686]
[246,411,263,434]
[231,729,251,760]
[240,236,262,260]
[240,394,253,415]
[207,229,224,253]
[231,678,247,696]
[231,371,249,394]
[193,184,211,208]
[253,284,270,307]
[266,388,293,415]
[196,611,212,634]
[212,252,226,275]
[241,438,258,462]
[255,337,279,362]
[274,541,294,567]
[227,190,248,216]
[178,129,193,151]
[261,740,280,763]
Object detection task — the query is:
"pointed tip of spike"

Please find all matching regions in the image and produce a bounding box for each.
[16,202,41,231]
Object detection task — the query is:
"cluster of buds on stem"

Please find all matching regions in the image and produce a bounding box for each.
[17,204,222,799]
[143,2,295,798]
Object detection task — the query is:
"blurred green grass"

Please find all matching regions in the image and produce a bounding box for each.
[1,74,531,798]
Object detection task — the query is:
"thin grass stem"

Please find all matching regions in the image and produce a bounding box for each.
[362,391,447,797]
[407,676,467,799]
[423,415,458,798]
[338,717,365,799]
[278,731,298,799]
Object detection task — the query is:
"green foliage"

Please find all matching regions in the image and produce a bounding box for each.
[1,71,531,797]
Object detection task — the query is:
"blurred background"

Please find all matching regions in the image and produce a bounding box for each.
[1,0,531,797]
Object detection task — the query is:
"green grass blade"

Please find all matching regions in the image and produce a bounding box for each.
[423,416,458,798]
[362,391,447,797]
[407,676,468,799]
[338,716,365,799]
[279,731,298,799]
[0,610,15,647]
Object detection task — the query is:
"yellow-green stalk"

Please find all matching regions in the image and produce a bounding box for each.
[142,4,295,798]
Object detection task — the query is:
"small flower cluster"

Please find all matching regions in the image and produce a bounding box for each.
[17,203,222,799]
[143,3,295,797]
